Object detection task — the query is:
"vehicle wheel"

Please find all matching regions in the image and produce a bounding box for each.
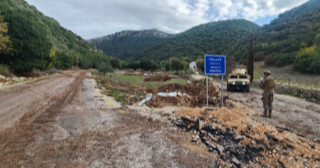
[246,85,250,92]
[227,84,230,92]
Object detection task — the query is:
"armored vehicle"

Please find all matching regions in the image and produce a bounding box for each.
[227,68,251,92]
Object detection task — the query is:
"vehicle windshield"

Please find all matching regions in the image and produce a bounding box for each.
[239,76,248,79]
[230,75,238,79]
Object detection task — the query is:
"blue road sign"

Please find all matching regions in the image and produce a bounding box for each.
[204,55,226,75]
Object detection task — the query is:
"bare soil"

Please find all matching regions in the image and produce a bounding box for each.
[192,74,320,140]
[0,71,217,167]
[0,71,319,167]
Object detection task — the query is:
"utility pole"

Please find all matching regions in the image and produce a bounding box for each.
[248,31,254,84]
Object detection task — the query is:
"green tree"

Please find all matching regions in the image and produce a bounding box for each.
[140,60,159,71]
[315,34,320,47]
[0,11,11,54]
[110,58,122,69]
[1,9,52,71]
[171,59,184,71]
[196,59,204,72]
[98,62,113,74]
[127,62,140,70]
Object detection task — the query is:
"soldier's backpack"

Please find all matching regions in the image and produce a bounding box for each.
[265,76,275,89]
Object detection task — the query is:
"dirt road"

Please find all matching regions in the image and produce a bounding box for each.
[191,74,320,140]
[227,87,320,140]
[0,71,216,167]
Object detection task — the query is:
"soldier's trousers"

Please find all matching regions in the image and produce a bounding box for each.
[262,93,273,111]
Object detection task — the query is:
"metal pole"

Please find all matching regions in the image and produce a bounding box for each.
[221,75,224,107]
[206,75,208,107]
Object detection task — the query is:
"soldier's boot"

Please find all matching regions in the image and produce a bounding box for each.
[268,110,272,118]
[260,109,268,117]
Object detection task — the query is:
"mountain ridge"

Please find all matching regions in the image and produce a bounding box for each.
[88,29,173,60]
[0,0,110,71]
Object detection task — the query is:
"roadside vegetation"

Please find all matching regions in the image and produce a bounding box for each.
[0,0,112,73]
[0,64,10,76]
[93,69,198,106]
[254,61,320,88]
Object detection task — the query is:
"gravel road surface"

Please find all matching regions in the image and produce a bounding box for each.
[0,71,216,167]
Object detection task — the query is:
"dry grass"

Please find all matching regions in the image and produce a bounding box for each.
[254,61,320,87]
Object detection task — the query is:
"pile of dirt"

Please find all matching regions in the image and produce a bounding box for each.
[146,84,221,108]
[123,71,142,76]
[154,71,169,76]
[144,75,171,82]
[171,102,320,167]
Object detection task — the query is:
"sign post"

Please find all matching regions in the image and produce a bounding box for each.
[204,55,226,107]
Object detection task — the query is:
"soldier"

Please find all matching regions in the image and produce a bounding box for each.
[259,70,275,118]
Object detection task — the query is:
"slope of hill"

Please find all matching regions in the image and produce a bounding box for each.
[0,0,110,71]
[231,0,320,70]
[132,19,259,62]
[88,29,172,60]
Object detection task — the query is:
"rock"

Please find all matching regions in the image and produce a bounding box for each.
[234,135,244,141]
[181,116,197,123]
[284,132,298,143]
[172,119,184,127]
[0,75,5,79]
[199,130,206,135]
[0,83,3,87]
[12,77,19,82]
[206,142,217,149]
[191,135,200,142]
[232,158,241,167]
[217,145,224,154]
[208,133,218,142]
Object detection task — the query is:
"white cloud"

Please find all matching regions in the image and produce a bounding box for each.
[207,0,309,21]
[24,0,309,39]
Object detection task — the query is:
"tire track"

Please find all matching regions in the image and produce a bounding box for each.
[0,71,85,168]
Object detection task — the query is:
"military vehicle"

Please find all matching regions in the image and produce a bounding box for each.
[227,68,251,92]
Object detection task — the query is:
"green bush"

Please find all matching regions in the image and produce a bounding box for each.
[196,59,204,72]
[294,54,320,74]
[110,58,122,69]
[140,60,159,71]
[171,59,184,71]
[264,55,276,66]
[98,62,113,74]
[0,64,10,76]
[254,52,266,61]
[127,62,140,70]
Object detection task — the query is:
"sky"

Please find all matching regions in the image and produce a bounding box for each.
[24,0,309,39]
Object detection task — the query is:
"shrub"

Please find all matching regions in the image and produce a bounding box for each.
[294,54,320,74]
[98,62,113,74]
[254,52,266,61]
[195,59,204,72]
[264,55,276,66]
[140,60,159,71]
[171,59,184,71]
[110,58,122,69]
[0,64,10,76]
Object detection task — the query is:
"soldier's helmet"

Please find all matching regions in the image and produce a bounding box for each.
[264,70,271,75]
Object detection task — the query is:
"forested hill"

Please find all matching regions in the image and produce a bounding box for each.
[0,0,110,71]
[132,19,259,62]
[88,29,172,60]
[230,0,320,70]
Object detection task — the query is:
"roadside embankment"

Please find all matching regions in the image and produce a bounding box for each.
[275,84,320,100]
[252,81,320,101]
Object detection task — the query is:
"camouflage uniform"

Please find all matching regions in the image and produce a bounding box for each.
[259,73,275,118]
